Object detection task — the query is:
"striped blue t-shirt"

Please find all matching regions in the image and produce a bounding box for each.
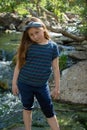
[18,40,59,86]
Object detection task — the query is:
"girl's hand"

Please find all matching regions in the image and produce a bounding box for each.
[12,84,19,95]
[51,87,60,100]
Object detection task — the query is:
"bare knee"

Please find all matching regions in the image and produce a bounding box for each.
[23,109,32,115]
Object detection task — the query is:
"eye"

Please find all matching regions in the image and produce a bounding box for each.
[29,33,33,37]
[35,31,39,34]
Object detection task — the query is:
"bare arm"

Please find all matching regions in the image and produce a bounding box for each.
[12,62,19,95]
[51,57,60,99]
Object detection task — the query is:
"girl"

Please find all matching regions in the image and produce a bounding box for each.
[12,17,60,130]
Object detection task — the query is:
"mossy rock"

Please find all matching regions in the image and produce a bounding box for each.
[0,80,8,90]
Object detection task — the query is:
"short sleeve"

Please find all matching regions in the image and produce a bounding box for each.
[52,42,59,60]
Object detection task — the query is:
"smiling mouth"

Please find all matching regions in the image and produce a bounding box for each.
[35,39,40,42]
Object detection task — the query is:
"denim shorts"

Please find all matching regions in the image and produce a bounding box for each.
[17,81,55,118]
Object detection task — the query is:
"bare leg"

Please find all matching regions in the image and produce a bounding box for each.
[23,109,32,130]
[47,115,60,130]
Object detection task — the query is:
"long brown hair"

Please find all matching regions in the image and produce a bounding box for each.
[17,17,50,69]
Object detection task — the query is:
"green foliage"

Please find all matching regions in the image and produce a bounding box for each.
[44,0,54,11]
[0,0,32,16]
[44,0,69,21]
[0,0,17,12]
[16,4,30,16]
[59,55,68,71]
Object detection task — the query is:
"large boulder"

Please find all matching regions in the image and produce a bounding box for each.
[0,13,22,30]
[60,61,87,104]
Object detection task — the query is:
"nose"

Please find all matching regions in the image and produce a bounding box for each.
[33,34,37,39]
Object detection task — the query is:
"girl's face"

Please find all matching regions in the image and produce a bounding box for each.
[28,27,46,43]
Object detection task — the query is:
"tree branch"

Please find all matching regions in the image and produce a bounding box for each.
[47,26,87,42]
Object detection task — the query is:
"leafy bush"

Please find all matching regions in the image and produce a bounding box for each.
[59,55,68,71]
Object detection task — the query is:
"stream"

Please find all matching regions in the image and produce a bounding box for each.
[0,32,87,130]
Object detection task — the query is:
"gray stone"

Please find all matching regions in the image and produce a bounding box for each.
[60,61,87,104]
[68,50,87,60]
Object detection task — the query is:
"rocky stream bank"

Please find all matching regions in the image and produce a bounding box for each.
[0,13,87,130]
